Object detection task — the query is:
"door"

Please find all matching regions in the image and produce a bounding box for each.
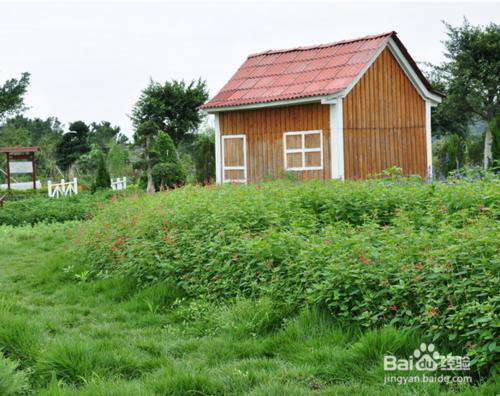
[222,135,247,183]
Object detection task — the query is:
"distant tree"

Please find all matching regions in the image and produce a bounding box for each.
[431,20,500,168]
[0,124,30,147]
[91,152,111,192]
[131,79,209,145]
[191,128,215,184]
[0,72,30,121]
[107,142,131,177]
[56,121,91,172]
[89,121,128,152]
[0,115,64,178]
[134,120,159,193]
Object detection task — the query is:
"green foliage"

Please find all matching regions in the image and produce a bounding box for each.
[0,116,64,180]
[429,19,500,168]
[0,353,29,396]
[0,221,497,394]
[88,121,127,152]
[151,163,186,190]
[490,115,500,169]
[107,142,131,177]
[0,190,137,226]
[149,132,186,189]
[78,179,499,375]
[91,153,111,192]
[190,129,215,184]
[0,72,30,121]
[0,311,40,366]
[56,121,91,171]
[131,79,209,145]
[434,134,467,177]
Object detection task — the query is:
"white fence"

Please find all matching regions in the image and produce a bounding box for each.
[48,178,78,198]
[111,177,127,191]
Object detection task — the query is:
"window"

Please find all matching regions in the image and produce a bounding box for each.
[283,130,323,171]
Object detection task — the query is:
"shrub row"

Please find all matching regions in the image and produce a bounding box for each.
[0,188,141,226]
[77,179,500,375]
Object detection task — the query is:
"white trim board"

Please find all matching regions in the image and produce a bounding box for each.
[425,101,433,181]
[330,100,344,180]
[214,113,222,184]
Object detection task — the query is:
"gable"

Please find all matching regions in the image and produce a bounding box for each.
[344,47,425,129]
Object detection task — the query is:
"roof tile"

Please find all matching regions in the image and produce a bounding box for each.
[201,32,395,109]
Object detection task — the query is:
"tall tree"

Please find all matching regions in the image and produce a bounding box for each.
[131,79,209,145]
[55,121,91,172]
[134,120,159,193]
[432,20,500,168]
[0,73,30,121]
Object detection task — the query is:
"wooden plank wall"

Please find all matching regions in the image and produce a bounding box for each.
[343,48,427,179]
[219,103,331,183]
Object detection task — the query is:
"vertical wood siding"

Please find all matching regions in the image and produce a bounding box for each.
[219,103,331,183]
[343,48,427,179]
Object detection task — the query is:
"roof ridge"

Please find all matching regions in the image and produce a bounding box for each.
[247,31,396,58]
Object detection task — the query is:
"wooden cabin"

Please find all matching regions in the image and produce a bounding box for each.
[200,32,442,184]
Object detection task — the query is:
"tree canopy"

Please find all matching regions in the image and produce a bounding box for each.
[431,19,500,169]
[0,72,30,121]
[131,79,209,145]
[55,121,91,171]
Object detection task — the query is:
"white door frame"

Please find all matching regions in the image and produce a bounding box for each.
[222,134,247,184]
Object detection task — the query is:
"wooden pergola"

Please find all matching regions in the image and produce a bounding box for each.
[0,146,39,191]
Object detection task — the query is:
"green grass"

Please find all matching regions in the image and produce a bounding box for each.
[0,221,497,395]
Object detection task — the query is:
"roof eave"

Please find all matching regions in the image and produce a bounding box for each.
[201,95,329,113]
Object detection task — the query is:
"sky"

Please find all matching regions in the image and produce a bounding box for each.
[0,1,499,138]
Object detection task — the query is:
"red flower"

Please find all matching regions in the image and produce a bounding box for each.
[426,308,439,317]
[359,256,371,266]
[388,305,399,312]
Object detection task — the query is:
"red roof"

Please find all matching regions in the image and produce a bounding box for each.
[201,32,395,110]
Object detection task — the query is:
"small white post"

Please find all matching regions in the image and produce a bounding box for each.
[123,177,127,189]
[48,180,52,197]
[73,178,78,195]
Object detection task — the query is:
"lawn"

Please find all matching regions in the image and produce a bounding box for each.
[0,180,498,395]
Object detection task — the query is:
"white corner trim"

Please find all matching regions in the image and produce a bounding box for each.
[330,100,344,180]
[283,130,324,171]
[386,39,442,104]
[425,101,433,181]
[214,114,222,184]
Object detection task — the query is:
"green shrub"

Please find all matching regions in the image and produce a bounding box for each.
[149,132,186,190]
[77,179,500,375]
[151,162,186,189]
[91,152,111,193]
[0,189,141,226]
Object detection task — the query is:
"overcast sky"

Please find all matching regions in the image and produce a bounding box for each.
[1,1,499,137]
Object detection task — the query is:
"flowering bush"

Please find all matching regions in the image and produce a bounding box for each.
[77,179,499,375]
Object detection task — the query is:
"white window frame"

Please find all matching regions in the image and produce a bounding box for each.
[222,134,247,184]
[283,130,323,171]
